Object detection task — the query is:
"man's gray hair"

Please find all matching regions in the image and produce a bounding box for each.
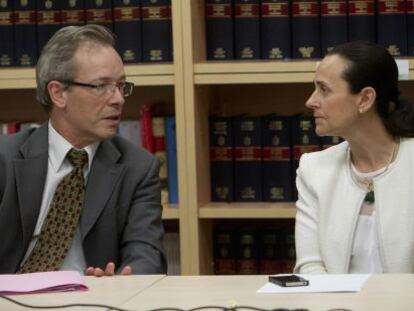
[36,24,115,112]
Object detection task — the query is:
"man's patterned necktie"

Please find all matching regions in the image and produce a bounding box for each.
[19,149,88,273]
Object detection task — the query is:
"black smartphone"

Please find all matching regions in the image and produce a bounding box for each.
[268,275,309,287]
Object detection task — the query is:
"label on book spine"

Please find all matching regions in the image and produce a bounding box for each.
[113,0,142,63]
[0,0,14,66]
[348,0,376,42]
[61,0,85,26]
[291,116,320,200]
[291,0,321,59]
[261,0,291,59]
[320,0,347,56]
[14,0,37,66]
[205,0,234,60]
[236,228,258,274]
[377,0,407,56]
[234,116,262,201]
[210,117,234,202]
[36,0,62,57]
[214,227,236,274]
[142,0,172,62]
[234,0,261,60]
[85,0,113,30]
[259,228,281,274]
[262,116,293,202]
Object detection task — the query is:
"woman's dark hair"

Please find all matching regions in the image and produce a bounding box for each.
[328,41,414,137]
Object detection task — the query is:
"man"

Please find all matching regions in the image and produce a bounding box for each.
[0,24,167,276]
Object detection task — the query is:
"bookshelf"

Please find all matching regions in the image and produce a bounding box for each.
[3,0,414,276]
[179,0,414,275]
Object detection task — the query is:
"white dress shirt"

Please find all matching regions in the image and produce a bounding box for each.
[20,121,99,273]
[348,165,391,273]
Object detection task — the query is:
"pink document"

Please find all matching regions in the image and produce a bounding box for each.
[0,271,88,295]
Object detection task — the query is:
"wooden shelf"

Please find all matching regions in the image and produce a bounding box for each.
[193,58,414,84]
[0,64,174,89]
[0,68,37,89]
[125,64,174,86]
[162,205,180,220]
[194,60,317,84]
[199,202,296,219]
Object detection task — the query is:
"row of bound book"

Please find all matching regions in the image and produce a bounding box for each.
[210,115,342,203]
[214,224,295,275]
[0,112,179,206]
[0,122,40,135]
[0,0,172,67]
[206,0,414,60]
[122,108,179,206]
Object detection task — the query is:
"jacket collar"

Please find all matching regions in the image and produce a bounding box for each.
[15,122,125,242]
[15,123,49,247]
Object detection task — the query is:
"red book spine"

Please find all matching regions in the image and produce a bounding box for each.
[7,122,20,134]
[139,104,155,153]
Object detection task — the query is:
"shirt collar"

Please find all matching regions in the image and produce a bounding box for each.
[48,121,100,172]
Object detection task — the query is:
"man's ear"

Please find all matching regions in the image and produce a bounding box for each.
[358,86,376,114]
[47,80,67,109]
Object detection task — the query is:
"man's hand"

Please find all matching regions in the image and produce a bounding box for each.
[85,262,132,277]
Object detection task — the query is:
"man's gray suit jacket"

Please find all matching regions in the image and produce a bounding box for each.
[0,123,167,274]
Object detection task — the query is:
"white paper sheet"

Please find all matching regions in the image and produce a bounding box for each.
[257,274,371,294]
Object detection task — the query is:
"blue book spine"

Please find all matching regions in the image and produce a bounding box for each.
[165,116,178,204]
[14,0,37,66]
[377,0,407,56]
[85,0,113,31]
[291,0,321,59]
[408,0,414,55]
[262,116,293,202]
[234,0,261,60]
[291,115,320,200]
[320,0,348,56]
[348,0,376,42]
[36,0,62,56]
[0,0,14,66]
[210,117,234,202]
[61,0,85,26]
[113,0,142,63]
[141,0,172,62]
[234,116,262,202]
[205,0,234,60]
[260,0,291,59]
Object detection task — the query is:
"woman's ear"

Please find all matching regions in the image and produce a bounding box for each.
[358,86,376,114]
[47,80,67,109]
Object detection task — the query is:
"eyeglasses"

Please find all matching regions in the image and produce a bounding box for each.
[63,80,134,97]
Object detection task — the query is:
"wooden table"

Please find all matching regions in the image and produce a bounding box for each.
[120,274,414,311]
[0,274,165,311]
[1,274,414,311]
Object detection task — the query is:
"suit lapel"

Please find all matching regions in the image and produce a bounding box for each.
[14,124,48,246]
[81,140,124,238]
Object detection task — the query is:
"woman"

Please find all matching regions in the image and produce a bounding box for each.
[294,41,414,274]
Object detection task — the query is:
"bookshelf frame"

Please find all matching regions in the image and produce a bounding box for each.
[3,0,414,275]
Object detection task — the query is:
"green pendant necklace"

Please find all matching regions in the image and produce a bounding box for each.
[364,182,375,204]
[352,141,399,205]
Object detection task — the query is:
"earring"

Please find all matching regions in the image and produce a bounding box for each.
[359,108,364,114]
